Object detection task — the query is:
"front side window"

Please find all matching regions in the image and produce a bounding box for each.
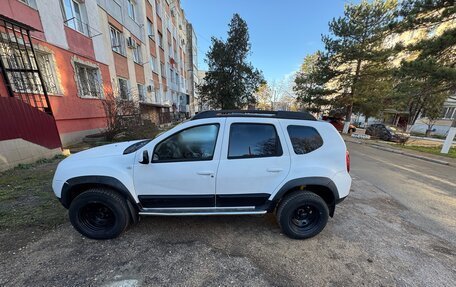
[153,124,219,162]
[110,26,125,55]
[287,125,323,154]
[228,123,282,159]
[75,63,101,98]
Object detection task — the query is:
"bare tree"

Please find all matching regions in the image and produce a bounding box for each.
[100,90,141,141]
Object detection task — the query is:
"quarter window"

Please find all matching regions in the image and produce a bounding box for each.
[228,123,282,159]
[287,125,323,154]
[153,124,219,162]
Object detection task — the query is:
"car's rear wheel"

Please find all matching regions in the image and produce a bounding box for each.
[69,188,130,240]
[276,191,329,239]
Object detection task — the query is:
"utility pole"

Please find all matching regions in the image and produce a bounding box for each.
[441,118,456,154]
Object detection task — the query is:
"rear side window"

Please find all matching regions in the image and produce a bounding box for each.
[228,123,282,159]
[287,125,323,154]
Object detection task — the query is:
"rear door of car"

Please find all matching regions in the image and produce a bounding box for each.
[215,118,290,208]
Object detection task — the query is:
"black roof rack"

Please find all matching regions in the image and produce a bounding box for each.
[192,110,316,121]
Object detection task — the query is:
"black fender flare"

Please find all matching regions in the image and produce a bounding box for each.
[60,176,139,210]
[270,177,340,216]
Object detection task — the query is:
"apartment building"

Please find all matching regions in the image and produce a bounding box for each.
[0,0,113,149]
[0,0,198,170]
[186,22,198,115]
[96,0,196,125]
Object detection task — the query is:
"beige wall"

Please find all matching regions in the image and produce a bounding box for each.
[0,139,62,172]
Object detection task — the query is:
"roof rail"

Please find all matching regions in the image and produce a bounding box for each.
[192,110,316,121]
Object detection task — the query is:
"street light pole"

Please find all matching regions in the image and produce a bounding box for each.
[441,118,456,154]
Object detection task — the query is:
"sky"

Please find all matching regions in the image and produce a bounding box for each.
[181,0,350,83]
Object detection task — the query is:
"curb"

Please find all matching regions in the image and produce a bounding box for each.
[369,144,450,166]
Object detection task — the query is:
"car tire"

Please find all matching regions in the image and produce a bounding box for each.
[276,191,329,239]
[69,188,130,240]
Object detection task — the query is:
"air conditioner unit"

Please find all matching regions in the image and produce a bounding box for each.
[127,37,136,49]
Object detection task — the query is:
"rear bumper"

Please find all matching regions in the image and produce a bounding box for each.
[332,171,351,199]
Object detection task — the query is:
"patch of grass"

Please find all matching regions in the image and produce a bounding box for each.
[0,156,67,230]
[399,145,456,158]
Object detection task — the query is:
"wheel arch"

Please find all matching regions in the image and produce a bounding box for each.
[60,176,139,211]
[270,177,340,217]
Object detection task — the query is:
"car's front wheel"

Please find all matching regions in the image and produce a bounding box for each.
[69,188,130,240]
[276,191,329,239]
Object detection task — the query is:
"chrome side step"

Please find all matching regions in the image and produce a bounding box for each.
[139,206,267,216]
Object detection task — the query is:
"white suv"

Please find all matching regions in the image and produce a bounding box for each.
[52,110,351,240]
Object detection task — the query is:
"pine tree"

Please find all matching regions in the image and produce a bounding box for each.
[393,0,456,125]
[321,0,397,131]
[293,52,333,114]
[198,14,264,109]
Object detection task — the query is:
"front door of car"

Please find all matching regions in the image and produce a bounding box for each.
[215,119,291,208]
[133,120,224,208]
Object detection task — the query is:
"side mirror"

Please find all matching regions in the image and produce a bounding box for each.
[139,150,149,164]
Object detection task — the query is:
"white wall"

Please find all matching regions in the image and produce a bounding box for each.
[36,0,68,49]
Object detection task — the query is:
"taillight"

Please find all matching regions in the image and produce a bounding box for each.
[346,150,350,172]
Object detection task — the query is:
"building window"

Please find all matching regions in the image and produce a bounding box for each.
[110,26,125,55]
[19,0,37,9]
[160,63,165,77]
[127,0,136,21]
[133,42,142,63]
[75,63,101,98]
[157,31,163,48]
[118,78,130,100]
[36,52,60,95]
[150,56,157,73]
[170,68,174,83]
[287,126,323,154]
[61,0,88,35]
[156,0,162,18]
[137,83,145,101]
[442,107,456,119]
[228,123,283,159]
[147,19,155,38]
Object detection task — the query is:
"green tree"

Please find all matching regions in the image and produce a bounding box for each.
[393,0,456,125]
[293,52,333,114]
[322,0,397,131]
[421,93,448,136]
[353,63,394,124]
[198,14,264,109]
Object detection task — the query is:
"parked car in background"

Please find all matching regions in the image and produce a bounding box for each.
[322,116,356,133]
[365,124,410,143]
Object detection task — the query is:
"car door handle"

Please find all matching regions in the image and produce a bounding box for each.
[267,168,284,173]
[197,171,214,176]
